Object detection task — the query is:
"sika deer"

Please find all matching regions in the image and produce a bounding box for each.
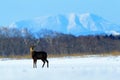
[30,46,49,68]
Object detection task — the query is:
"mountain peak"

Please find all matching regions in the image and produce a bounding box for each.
[8,13,120,36]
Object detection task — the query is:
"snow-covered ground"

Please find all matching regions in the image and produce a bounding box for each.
[0,56,120,80]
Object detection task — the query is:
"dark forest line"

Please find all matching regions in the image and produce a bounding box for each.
[0,27,120,56]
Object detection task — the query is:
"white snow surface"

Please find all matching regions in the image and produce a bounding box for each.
[0,56,120,80]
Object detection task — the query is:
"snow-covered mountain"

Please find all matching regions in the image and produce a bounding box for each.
[9,13,120,36]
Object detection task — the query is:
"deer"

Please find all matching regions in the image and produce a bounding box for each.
[30,46,49,68]
[24,39,49,68]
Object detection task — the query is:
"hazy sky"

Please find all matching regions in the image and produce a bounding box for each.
[0,0,120,26]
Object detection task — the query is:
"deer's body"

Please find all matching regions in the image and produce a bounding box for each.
[30,46,49,68]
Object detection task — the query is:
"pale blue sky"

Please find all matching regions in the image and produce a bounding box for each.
[0,0,120,26]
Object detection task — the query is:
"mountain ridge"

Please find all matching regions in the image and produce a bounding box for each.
[9,13,120,36]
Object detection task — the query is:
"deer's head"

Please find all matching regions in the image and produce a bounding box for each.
[30,46,35,52]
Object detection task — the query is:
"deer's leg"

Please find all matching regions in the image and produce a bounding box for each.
[42,60,45,68]
[33,59,37,68]
[45,59,49,68]
[35,59,37,68]
[33,59,35,68]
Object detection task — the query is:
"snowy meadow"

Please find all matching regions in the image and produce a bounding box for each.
[0,56,120,80]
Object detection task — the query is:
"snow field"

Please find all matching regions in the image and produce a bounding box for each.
[0,56,120,80]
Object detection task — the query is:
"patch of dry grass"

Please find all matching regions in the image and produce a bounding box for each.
[100,51,120,57]
[0,55,31,59]
[48,51,120,58]
[0,51,120,59]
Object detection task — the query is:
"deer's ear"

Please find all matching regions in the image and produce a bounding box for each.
[31,45,35,48]
[29,44,35,47]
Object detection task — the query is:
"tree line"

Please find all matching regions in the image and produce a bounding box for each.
[0,27,120,56]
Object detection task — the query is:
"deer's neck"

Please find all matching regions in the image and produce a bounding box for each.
[30,48,34,53]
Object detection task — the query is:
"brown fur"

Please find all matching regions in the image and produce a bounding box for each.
[30,46,49,68]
